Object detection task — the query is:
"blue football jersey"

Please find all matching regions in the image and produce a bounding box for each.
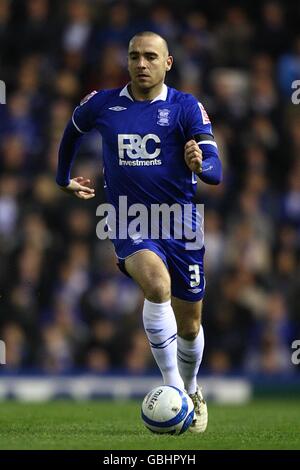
[55,83,222,298]
[73,84,215,207]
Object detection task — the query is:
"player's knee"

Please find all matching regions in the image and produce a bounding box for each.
[145,279,171,303]
[178,324,200,341]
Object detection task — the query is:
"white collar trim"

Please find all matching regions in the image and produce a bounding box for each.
[119,83,168,103]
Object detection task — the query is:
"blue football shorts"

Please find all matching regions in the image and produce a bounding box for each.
[112,237,206,302]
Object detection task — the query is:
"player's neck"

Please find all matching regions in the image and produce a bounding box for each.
[129,82,165,101]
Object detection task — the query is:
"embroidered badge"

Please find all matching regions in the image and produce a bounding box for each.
[157,108,170,126]
[198,102,211,124]
[80,90,97,106]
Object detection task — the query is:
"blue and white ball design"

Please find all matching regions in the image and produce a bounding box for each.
[141,385,194,435]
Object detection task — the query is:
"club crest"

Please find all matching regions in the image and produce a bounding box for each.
[157,108,170,126]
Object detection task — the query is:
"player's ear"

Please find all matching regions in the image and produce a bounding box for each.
[166,56,173,72]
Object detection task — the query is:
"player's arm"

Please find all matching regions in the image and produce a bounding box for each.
[184,99,222,185]
[184,133,222,185]
[56,91,98,199]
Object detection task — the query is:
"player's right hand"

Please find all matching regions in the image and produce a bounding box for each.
[59,176,95,200]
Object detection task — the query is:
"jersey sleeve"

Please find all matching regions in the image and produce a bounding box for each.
[183,95,222,185]
[56,90,104,186]
[183,95,214,138]
[72,90,101,133]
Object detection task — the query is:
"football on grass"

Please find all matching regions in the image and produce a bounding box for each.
[141,385,194,435]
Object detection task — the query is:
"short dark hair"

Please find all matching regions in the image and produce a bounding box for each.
[129,31,169,56]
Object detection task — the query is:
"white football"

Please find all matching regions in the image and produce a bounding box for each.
[141,385,194,435]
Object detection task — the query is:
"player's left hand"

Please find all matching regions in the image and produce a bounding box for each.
[184,140,203,173]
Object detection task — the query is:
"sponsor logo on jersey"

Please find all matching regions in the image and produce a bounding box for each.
[118,134,162,166]
[157,108,170,126]
[109,106,127,111]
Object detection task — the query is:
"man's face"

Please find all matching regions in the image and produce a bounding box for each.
[128,36,173,90]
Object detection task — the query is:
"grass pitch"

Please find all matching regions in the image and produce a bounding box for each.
[0,399,299,450]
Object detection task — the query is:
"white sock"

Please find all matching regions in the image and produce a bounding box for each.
[177,325,204,394]
[143,299,184,390]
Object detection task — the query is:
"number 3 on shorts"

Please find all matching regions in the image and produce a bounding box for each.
[189,264,200,287]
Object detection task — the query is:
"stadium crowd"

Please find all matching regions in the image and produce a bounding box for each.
[0,0,300,376]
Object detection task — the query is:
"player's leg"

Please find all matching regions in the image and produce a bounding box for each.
[125,249,170,302]
[172,296,207,433]
[165,239,208,432]
[125,250,184,389]
[172,297,208,433]
[171,297,204,395]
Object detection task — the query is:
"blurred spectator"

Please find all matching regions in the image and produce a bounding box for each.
[123,329,153,373]
[62,0,94,54]
[94,2,133,48]
[39,324,74,372]
[278,36,300,98]
[203,210,225,275]
[0,176,19,242]
[214,6,253,67]
[281,166,300,228]
[255,2,289,59]
[21,0,57,57]
[1,323,31,370]
[245,293,295,375]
